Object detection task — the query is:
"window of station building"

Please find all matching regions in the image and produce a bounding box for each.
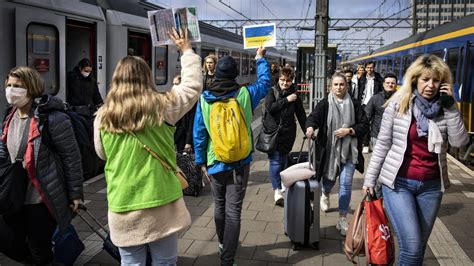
[250,59,256,74]
[218,49,229,58]
[154,46,167,85]
[201,47,215,59]
[231,51,241,75]
[242,53,249,75]
[394,57,401,77]
[402,56,413,75]
[128,31,152,66]
[27,23,59,95]
[447,47,458,82]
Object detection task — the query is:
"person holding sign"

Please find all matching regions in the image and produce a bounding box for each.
[93,28,202,265]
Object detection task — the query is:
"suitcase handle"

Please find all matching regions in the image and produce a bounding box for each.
[77,204,109,241]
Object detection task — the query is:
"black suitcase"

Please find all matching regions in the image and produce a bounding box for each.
[176,153,203,197]
[287,138,309,167]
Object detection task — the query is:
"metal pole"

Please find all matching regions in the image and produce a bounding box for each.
[311,0,328,112]
[412,0,418,35]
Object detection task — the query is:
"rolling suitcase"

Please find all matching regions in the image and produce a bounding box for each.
[176,152,203,197]
[284,138,320,251]
[287,138,309,167]
[77,205,121,262]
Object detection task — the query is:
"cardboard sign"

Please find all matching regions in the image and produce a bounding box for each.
[243,23,276,49]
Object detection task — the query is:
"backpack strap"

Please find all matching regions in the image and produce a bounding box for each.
[16,117,31,162]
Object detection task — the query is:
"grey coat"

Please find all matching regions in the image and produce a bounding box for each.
[363,95,469,192]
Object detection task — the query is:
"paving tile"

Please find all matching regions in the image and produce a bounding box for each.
[265,222,285,235]
[243,232,278,246]
[256,211,284,222]
[178,238,193,254]
[181,226,216,241]
[236,244,257,259]
[241,209,259,220]
[191,215,212,227]
[241,219,268,233]
[253,246,290,263]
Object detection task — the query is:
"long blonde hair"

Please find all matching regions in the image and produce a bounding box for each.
[97,56,175,133]
[388,54,452,115]
[203,54,217,73]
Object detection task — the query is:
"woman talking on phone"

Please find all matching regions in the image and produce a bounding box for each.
[362,55,468,265]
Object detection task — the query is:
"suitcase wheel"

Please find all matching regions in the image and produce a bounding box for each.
[311,242,319,250]
[291,242,300,251]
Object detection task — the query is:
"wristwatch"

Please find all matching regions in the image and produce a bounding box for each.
[349,128,354,135]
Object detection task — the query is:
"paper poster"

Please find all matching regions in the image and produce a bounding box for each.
[148,7,201,46]
[243,23,276,49]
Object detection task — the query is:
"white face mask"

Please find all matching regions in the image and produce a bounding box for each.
[81,71,90,78]
[5,87,30,108]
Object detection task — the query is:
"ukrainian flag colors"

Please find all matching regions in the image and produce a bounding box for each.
[243,23,276,49]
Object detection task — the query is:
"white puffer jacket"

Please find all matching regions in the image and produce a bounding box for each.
[364,95,469,192]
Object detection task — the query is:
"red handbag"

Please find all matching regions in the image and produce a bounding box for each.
[364,195,394,265]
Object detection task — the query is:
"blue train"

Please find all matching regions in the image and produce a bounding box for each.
[346,14,474,135]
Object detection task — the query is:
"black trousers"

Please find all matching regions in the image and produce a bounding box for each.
[0,203,56,265]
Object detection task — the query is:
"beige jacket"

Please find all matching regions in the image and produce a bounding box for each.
[93,49,202,247]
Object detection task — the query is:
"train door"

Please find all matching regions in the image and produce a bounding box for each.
[15,7,64,99]
[460,43,473,133]
[66,20,96,104]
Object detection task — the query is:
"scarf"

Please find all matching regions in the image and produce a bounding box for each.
[208,78,240,97]
[413,89,441,137]
[325,92,359,181]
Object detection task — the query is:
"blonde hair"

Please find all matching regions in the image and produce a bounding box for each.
[203,54,217,72]
[388,54,452,115]
[5,66,44,98]
[97,56,175,133]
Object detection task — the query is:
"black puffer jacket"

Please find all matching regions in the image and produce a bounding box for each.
[0,95,83,235]
[264,84,306,154]
[305,97,369,178]
[67,67,103,107]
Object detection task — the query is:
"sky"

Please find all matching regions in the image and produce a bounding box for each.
[148,0,413,57]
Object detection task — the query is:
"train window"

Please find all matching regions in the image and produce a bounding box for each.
[128,31,152,66]
[242,54,249,76]
[231,51,241,75]
[218,49,229,58]
[380,60,387,76]
[27,23,59,95]
[456,47,464,84]
[154,46,167,85]
[201,47,215,59]
[431,50,444,59]
[402,56,412,75]
[394,57,401,77]
[387,59,393,72]
[447,48,458,81]
[250,59,256,75]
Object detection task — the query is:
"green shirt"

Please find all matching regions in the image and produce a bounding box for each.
[101,124,182,212]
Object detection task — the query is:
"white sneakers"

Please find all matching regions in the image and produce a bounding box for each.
[274,189,284,206]
[281,184,286,193]
[362,146,370,154]
[320,193,330,212]
[336,217,349,236]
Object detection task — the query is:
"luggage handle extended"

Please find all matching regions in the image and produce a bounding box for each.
[77,204,109,242]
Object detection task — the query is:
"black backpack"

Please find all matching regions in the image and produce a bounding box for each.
[41,108,99,181]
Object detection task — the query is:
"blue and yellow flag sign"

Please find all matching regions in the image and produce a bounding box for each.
[243,23,276,49]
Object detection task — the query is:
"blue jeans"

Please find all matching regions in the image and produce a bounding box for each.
[118,233,178,265]
[382,177,443,266]
[268,151,288,190]
[321,162,355,215]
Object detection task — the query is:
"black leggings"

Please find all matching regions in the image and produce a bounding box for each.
[0,203,56,265]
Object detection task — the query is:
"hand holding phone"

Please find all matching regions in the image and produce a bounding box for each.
[439,83,455,108]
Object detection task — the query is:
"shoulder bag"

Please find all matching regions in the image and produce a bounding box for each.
[0,117,31,215]
[132,133,188,190]
[256,88,283,153]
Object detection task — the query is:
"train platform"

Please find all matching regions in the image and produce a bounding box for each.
[1,110,473,266]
